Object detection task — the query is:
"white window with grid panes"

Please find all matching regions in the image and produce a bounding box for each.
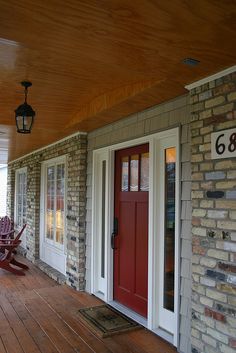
[40,156,67,274]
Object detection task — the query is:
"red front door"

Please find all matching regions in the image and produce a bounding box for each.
[113,144,149,317]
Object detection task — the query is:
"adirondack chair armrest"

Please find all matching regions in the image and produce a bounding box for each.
[0,229,15,237]
[0,240,21,246]
[0,241,21,249]
[0,237,15,243]
[0,238,11,243]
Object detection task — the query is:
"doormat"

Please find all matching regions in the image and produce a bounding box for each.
[78,305,141,337]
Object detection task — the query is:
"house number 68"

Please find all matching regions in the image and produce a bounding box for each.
[215,132,236,155]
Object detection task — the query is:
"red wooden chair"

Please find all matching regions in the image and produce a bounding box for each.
[0,224,28,276]
[0,216,15,239]
[0,216,15,255]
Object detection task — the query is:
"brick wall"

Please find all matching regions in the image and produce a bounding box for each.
[86,95,192,353]
[7,133,87,290]
[190,72,236,353]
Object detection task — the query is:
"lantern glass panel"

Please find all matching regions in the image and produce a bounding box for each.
[16,115,33,133]
[16,116,24,131]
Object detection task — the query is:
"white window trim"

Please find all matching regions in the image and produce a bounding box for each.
[40,155,67,274]
[91,127,180,347]
[185,65,236,90]
[91,151,109,296]
[14,167,27,249]
[153,134,180,342]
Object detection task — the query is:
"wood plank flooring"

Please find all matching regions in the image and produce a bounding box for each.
[0,256,177,353]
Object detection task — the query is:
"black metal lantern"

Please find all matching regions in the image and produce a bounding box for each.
[15,81,35,133]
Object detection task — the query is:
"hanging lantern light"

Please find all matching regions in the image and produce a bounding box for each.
[15,81,35,133]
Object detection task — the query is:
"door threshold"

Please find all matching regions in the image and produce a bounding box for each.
[107,300,174,345]
[108,300,174,345]
[93,294,174,346]
[152,327,174,345]
[108,300,148,328]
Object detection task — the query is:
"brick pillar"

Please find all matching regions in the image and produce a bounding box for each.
[66,134,87,290]
[26,157,41,261]
[190,73,236,353]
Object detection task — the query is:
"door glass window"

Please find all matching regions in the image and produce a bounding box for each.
[120,150,149,192]
[163,147,176,312]
[121,157,129,191]
[45,162,65,246]
[140,152,149,191]
[130,155,139,191]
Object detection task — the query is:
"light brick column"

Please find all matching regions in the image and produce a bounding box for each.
[190,73,236,353]
[25,157,41,261]
[66,134,87,290]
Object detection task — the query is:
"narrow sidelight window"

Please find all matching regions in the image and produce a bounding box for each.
[163,147,176,312]
[101,160,106,278]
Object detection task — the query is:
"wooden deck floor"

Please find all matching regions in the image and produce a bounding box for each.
[0,256,177,353]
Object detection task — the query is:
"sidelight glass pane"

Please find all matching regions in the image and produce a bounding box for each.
[140,152,149,191]
[121,156,129,191]
[163,147,176,312]
[101,160,106,278]
[130,154,139,191]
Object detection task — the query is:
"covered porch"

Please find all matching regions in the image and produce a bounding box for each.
[0,255,176,353]
[1,2,236,352]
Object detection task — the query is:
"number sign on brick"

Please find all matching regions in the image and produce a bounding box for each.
[211,128,236,159]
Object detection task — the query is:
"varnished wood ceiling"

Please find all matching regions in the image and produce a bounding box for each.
[0,0,235,163]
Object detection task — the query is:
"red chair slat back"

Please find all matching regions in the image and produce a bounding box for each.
[0,216,14,235]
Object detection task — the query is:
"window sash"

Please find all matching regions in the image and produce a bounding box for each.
[45,162,65,247]
[15,169,27,227]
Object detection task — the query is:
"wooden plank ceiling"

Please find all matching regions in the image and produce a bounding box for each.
[0,0,235,163]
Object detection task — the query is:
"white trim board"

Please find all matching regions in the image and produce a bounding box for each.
[185,65,236,90]
[8,131,87,165]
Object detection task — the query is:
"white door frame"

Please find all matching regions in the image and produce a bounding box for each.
[91,127,180,346]
[40,155,67,275]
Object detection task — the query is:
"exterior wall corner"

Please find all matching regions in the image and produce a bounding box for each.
[190,71,236,353]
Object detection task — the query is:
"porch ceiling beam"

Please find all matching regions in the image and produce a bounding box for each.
[66,79,185,131]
